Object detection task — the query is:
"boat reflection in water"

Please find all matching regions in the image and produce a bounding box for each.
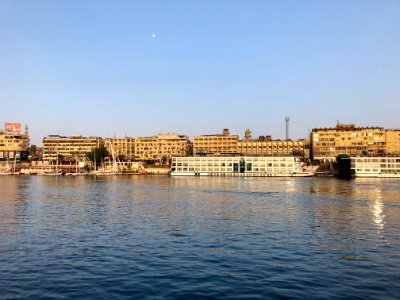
[0,176,399,299]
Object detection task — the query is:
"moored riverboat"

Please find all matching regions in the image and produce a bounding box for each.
[171,156,316,177]
[351,157,400,178]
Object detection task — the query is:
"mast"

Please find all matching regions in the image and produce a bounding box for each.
[6,155,10,172]
[109,140,119,173]
[55,153,58,173]
[13,153,17,173]
[285,117,290,140]
[94,150,96,171]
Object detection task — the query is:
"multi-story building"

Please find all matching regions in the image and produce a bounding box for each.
[193,129,239,156]
[134,134,190,162]
[0,123,29,161]
[238,135,309,157]
[385,130,400,155]
[311,123,386,161]
[104,137,135,161]
[42,135,103,161]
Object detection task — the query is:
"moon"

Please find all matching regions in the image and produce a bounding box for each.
[151,33,157,38]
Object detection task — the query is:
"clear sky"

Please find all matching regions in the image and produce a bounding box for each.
[1,0,399,145]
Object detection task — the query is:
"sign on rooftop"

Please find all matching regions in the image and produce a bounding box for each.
[5,122,21,133]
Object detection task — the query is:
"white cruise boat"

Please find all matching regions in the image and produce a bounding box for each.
[351,157,400,178]
[171,156,316,177]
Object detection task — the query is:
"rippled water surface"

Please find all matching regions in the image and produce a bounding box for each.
[1,176,400,299]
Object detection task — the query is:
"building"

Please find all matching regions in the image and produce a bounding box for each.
[193,129,239,156]
[0,123,29,161]
[238,136,309,158]
[171,156,314,177]
[193,128,308,158]
[133,134,190,162]
[311,123,386,161]
[42,135,103,161]
[385,130,400,155]
[104,137,135,161]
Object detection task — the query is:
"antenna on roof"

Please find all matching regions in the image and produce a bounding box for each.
[285,117,289,140]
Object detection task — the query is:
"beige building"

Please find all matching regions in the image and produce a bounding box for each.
[134,134,190,162]
[0,124,29,161]
[311,124,386,161]
[42,135,103,161]
[238,137,309,157]
[385,130,400,154]
[193,129,239,156]
[104,137,135,161]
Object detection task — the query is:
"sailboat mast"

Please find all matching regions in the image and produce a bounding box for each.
[13,153,17,173]
[108,140,118,173]
[94,149,96,171]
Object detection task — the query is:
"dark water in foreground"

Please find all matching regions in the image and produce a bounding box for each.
[0,176,400,299]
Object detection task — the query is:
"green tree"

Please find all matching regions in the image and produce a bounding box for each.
[117,154,127,162]
[86,145,109,166]
[144,160,157,165]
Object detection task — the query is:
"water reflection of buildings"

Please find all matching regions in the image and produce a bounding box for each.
[307,178,396,249]
[0,177,29,236]
[307,179,358,234]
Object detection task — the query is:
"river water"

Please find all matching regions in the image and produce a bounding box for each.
[0,176,399,299]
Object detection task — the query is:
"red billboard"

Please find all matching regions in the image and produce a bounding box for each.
[5,122,21,133]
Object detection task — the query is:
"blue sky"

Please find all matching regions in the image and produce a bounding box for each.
[1,0,399,145]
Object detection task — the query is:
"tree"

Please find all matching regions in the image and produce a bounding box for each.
[117,154,127,162]
[86,145,109,166]
[56,154,65,162]
[144,160,157,165]
[292,150,305,157]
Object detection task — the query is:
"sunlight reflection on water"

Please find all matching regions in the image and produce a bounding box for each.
[0,176,400,299]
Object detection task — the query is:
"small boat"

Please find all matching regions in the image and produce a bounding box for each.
[66,172,87,176]
[95,171,116,176]
[0,158,13,175]
[292,171,315,177]
[293,165,319,177]
[42,171,63,176]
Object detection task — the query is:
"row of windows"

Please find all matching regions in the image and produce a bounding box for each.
[353,158,400,163]
[0,136,25,140]
[173,167,294,172]
[315,131,384,136]
[173,157,294,162]
[0,143,25,147]
[355,169,400,173]
[44,145,98,148]
[136,147,187,150]
[173,162,294,167]
[239,146,303,149]
[194,137,237,140]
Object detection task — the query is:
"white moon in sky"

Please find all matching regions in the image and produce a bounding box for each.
[151,33,157,38]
